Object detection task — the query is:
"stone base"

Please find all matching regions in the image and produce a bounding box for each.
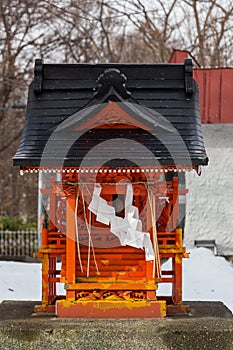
[33,303,56,316]
[0,301,232,350]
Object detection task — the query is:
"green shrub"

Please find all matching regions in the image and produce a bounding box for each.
[0,216,37,231]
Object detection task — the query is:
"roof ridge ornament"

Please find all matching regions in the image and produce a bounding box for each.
[33,59,43,94]
[94,68,131,100]
[184,58,194,95]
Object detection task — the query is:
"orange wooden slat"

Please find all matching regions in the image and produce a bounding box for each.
[66,283,156,291]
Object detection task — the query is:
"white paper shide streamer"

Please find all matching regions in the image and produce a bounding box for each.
[88,184,155,261]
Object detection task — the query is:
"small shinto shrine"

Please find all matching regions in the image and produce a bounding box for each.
[13,59,208,318]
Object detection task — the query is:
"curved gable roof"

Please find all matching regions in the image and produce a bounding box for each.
[13,60,208,168]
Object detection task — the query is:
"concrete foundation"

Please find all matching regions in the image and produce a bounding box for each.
[0,301,232,350]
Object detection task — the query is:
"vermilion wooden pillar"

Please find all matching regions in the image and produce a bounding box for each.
[66,194,76,301]
[172,252,183,304]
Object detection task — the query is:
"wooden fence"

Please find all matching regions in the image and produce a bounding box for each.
[0,230,38,258]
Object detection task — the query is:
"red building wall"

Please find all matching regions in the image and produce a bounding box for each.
[169,50,233,123]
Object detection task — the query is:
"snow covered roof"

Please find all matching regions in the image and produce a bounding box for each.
[13,59,208,169]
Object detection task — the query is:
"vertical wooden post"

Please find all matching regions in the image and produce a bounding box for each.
[50,177,56,231]
[172,177,179,231]
[173,227,183,304]
[176,227,182,248]
[172,177,182,305]
[145,185,158,301]
[146,187,154,284]
[66,194,76,301]
[42,228,48,247]
[41,253,49,306]
[172,253,182,304]
[49,257,56,304]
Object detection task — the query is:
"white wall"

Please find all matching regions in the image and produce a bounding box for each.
[184,124,233,255]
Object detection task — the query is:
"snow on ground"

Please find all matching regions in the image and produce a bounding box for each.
[183,247,233,312]
[0,261,42,301]
[0,247,233,313]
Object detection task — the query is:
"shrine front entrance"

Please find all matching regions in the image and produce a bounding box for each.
[35,167,188,318]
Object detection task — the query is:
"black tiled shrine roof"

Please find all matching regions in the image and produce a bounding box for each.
[13,59,208,168]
